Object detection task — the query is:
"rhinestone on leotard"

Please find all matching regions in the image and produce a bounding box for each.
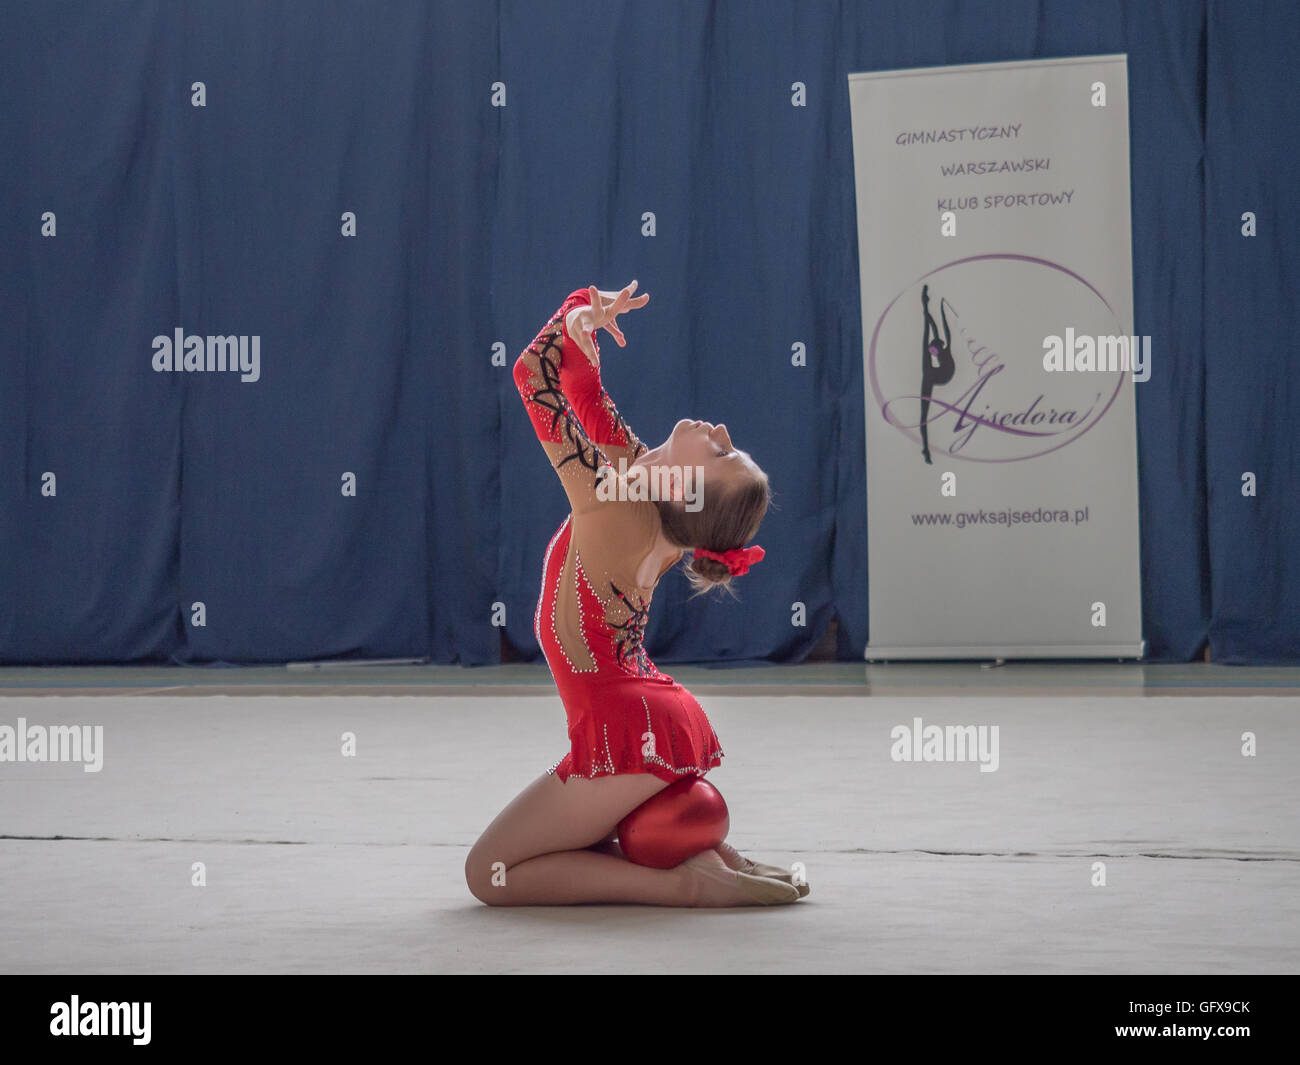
[534,517,568,646]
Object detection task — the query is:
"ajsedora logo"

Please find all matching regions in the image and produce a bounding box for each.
[868,255,1128,464]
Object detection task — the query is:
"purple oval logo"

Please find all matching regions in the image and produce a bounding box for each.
[868,255,1126,463]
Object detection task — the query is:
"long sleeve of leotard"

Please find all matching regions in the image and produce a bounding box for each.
[514,288,648,513]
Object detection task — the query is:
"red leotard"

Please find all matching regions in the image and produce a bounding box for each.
[513,288,724,784]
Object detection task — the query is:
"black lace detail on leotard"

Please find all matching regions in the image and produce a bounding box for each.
[609,581,653,676]
[522,302,646,486]
[526,329,609,487]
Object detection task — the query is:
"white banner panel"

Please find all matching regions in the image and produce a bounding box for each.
[848,55,1144,660]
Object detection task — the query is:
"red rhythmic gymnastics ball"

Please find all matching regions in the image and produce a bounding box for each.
[617,777,730,869]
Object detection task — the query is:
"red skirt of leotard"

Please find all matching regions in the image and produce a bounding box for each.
[546,674,725,785]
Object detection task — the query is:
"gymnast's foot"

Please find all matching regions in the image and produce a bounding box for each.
[715,841,810,898]
[680,849,800,907]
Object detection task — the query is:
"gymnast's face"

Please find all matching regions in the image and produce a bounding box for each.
[650,419,759,497]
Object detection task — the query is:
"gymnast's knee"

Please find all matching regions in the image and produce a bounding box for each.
[465,847,510,906]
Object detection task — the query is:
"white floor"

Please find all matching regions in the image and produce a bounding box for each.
[2,693,1296,973]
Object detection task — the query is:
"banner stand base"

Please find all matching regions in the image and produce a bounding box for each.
[865,642,1145,662]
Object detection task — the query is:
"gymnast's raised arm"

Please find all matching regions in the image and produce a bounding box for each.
[512,282,650,512]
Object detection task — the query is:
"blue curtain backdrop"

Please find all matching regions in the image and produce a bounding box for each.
[0,1,1295,666]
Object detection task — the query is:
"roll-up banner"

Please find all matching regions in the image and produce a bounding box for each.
[847,55,1145,660]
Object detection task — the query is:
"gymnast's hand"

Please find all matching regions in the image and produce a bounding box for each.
[565,281,650,366]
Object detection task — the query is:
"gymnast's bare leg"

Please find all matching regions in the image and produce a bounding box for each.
[465,771,798,906]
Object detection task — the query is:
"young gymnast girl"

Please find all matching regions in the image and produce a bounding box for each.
[465,281,807,907]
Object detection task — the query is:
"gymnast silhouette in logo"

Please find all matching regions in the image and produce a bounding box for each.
[919,284,956,464]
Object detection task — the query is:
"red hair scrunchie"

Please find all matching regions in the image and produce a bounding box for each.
[694,544,766,577]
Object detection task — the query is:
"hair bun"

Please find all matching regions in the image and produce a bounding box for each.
[690,553,733,588]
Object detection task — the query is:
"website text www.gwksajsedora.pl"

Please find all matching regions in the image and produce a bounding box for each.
[910,505,1089,529]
